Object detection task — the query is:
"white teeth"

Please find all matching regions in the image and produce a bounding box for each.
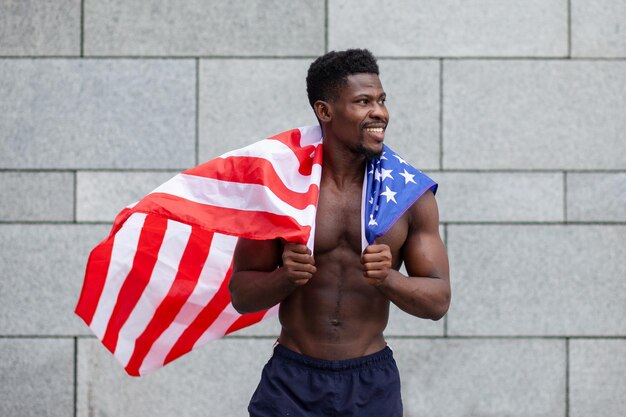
[366,128,384,133]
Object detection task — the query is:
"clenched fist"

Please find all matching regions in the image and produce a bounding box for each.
[282,243,316,286]
[361,243,392,286]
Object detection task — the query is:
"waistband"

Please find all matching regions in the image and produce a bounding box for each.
[273,343,394,372]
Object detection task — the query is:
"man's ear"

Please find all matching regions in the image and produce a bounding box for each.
[313,100,332,123]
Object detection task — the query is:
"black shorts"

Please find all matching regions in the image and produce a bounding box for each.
[248,344,403,417]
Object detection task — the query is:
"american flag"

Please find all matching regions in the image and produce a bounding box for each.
[75,126,436,376]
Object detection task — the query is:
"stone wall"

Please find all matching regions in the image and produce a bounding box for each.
[1,1,624,416]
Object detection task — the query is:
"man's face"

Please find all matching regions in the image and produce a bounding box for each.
[327,73,389,158]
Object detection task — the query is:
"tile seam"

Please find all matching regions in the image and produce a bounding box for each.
[80,0,84,57]
[195,58,200,166]
[439,59,444,170]
[1,56,626,61]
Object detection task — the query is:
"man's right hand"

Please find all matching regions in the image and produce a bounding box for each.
[282,243,316,286]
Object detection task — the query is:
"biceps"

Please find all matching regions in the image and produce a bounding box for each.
[232,238,281,273]
[402,232,449,280]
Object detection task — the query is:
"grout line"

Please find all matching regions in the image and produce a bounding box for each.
[324,0,329,53]
[5,220,626,226]
[443,223,449,337]
[3,168,626,174]
[80,0,84,57]
[74,337,78,417]
[563,172,568,223]
[2,55,626,61]
[4,168,626,174]
[0,168,187,173]
[439,59,444,170]
[73,171,78,223]
[567,0,572,58]
[195,58,200,166]
[1,334,624,340]
[565,338,570,417]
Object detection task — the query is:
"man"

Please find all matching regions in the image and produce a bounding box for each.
[229,49,450,416]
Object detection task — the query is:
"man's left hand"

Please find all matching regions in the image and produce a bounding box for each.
[361,243,392,286]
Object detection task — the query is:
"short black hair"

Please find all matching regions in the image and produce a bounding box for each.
[306,49,379,107]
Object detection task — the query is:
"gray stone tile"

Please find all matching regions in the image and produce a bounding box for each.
[0,224,110,335]
[84,0,324,56]
[570,339,626,417]
[0,0,80,56]
[428,171,564,222]
[447,225,626,336]
[379,60,440,170]
[77,171,179,222]
[567,173,626,222]
[385,303,444,336]
[0,59,195,169]
[0,338,74,417]
[391,338,565,417]
[77,338,274,417]
[329,0,567,57]
[572,1,626,58]
[199,59,317,160]
[443,60,626,169]
[0,171,74,221]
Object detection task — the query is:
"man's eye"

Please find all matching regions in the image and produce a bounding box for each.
[378,98,387,105]
[357,99,368,104]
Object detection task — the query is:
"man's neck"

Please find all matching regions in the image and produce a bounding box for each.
[321,135,367,189]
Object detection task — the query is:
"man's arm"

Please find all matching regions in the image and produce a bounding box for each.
[229,238,316,314]
[361,190,451,320]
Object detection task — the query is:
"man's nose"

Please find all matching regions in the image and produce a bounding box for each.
[370,102,388,120]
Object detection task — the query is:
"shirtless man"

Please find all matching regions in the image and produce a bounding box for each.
[229,49,450,417]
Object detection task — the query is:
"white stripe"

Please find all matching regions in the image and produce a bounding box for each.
[219,139,322,194]
[151,175,317,227]
[138,232,238,375]
[191,304,242,348]
[114,220,192,366]
[90,213,147,340]
[298,125,323,147]
[361,166,369,251]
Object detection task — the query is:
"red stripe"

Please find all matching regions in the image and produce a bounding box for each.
[75,235,115,325]
[184,156,319,209]
[162,262,234,367]
[267,128,319,176]
[225,310,268,335]
[130,194,311,244]
[101,215,168,353]
[124,227,214,376]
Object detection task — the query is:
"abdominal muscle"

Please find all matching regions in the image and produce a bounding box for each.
[277,246,391,360]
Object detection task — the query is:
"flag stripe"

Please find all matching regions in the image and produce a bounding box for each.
[225,309,269,335]
[113,220,193,367]
[150,175,317,222]
[208,140,322,193]
[268,128,321,176]
[123,226,213,376]
[90,213,147,340]
[185,156,319,207]
[190,304,244,351]
[130,194,312,244]
[101,215,169,353]
[162,261,234,368]
[137,233,238,375]
[75,234,115,325]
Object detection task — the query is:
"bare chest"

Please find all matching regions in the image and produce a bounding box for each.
[313,182,410,263]
[314,183,362,255]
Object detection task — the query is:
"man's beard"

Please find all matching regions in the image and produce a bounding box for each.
[357,144,383,160]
